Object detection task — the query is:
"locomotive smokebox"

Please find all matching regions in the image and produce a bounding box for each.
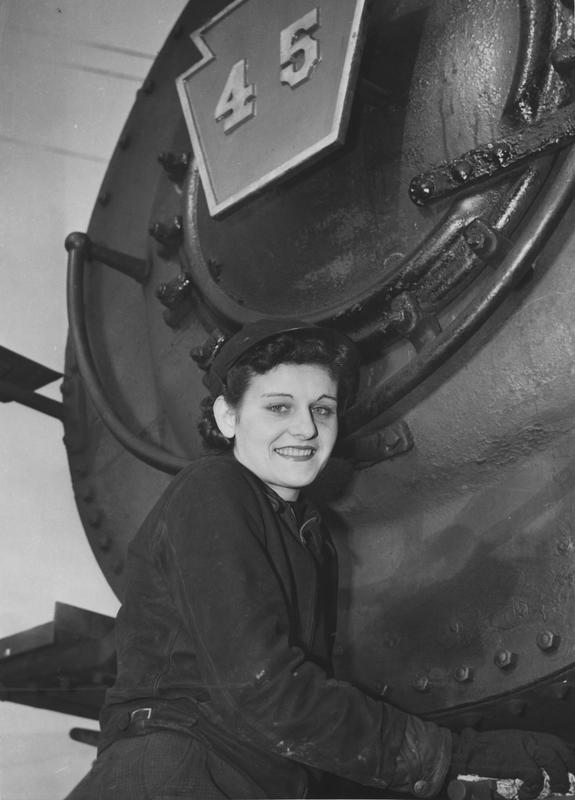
[61,0,575,740]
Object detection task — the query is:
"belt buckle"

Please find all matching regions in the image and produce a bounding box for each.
[130,707,152,728]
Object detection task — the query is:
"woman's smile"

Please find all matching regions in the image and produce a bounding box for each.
[274,445,317,460]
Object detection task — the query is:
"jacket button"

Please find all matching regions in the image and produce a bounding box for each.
[413,779,430,796]
[117,712,131,731]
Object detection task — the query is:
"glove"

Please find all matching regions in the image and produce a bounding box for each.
[450,728,575,800]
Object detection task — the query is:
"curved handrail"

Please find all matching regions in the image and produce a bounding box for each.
[65,232,190,475]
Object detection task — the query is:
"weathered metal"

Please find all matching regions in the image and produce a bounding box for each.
[37,0,575,763]
[409,102,575,206]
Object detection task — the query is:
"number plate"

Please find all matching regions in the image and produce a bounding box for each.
[176,0,367,217]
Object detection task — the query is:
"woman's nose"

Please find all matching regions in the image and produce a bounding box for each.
[290,408,318,438]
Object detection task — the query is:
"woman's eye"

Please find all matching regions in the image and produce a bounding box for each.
[268,403,290,414]
[312,405,336,417]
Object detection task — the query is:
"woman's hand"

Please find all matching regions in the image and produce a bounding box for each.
[450,728,575,799]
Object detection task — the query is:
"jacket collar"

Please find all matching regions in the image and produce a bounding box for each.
[230,454,322,528]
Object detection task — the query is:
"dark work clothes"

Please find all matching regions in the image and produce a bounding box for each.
[65,454,451,799]
[65,731,260,799]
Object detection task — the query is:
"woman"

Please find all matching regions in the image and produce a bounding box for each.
[66,318,574,799]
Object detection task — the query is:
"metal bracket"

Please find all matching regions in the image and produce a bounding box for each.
[410,102,575,206]
[337,419,413,466]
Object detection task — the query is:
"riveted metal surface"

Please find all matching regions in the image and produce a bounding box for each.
[63,0,575,739]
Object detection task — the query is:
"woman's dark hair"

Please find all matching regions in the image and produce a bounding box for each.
[198,331,358,450]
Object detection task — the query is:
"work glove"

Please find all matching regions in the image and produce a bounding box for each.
[450,728,575,799]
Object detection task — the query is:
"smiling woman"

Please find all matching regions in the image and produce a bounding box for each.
[213,363,339,501]
[64,319,575,800]
[203,319,354,501]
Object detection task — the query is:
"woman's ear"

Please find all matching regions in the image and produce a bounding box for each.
[213,395,237,440]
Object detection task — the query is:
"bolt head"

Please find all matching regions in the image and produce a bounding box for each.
[536,630,558,651]
[494,144,511,165]
[508,699,526,716]
[452,159,473,183]
[409,176,435,205]
[87,509,102,528]
[454,666,473,683]
[413,675,430,692]
[494,648,516,669]
[548,681,570,700]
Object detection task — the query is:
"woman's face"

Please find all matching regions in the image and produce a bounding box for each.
[215,363,339,501]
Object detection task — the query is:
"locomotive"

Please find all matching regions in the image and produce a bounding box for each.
[3,0,575,793]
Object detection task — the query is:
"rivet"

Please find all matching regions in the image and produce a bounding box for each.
[494,648,517,669]
[60,379,72,397]
[454,666,473,683]
[112,559,124,574]
[171,24,184,40]
[409,176,435,205]
[548,682,570,700]
[508,699,526,716]
[82,486,95,503]
[207,257,222,281]
[97,532,111,551]
[97,191,111,207]
[464,220,488,251]
[2,647,11,658]
[451,159,473,183]
[62,433,87,455]
[87,509,102,528]
[149,216,183,247]
[158,151,190,183]
[382,428,402,449]
[118,133,131,150]
[71,461,89,478]
[536,630,559,651]
[142,78,155,95]
[556,537,575,554]
[413,675,430,692]
[494,143,511,166]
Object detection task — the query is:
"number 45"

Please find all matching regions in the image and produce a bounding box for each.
[214,8,320,134]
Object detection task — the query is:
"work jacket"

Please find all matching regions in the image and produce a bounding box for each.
[100,454,451,798]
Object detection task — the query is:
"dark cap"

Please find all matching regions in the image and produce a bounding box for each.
[206,317,359,399]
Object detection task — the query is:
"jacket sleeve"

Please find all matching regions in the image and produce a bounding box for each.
[158,461,452,796]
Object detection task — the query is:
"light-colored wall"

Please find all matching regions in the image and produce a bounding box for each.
[0,2,187,796]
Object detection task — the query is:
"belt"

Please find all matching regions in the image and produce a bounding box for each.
[98,700,200,754]
[113,703,199,737]
[101,701,310,799]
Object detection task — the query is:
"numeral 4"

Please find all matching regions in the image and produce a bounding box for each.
[214,58,256,134]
